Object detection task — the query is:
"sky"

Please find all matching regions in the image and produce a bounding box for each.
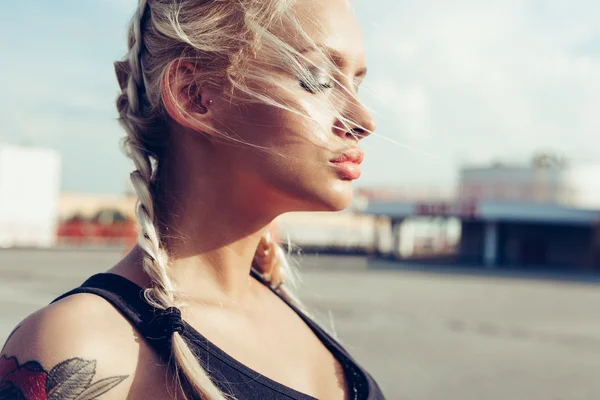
[1,0,599,194]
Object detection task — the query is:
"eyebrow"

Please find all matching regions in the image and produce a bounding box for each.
[299,45,367,78]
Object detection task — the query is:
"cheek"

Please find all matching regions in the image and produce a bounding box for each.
[225,112,353,211]
[216,93,350,200]
[298,99,336,144]
[229,96,335,153]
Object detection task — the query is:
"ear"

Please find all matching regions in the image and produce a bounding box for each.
[161,60,220,135]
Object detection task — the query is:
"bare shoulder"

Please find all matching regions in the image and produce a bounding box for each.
[1,293,164,399]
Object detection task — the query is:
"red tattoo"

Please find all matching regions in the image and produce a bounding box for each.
[0,355,127,400]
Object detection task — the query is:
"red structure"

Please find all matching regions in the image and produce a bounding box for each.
[57,210,137,247]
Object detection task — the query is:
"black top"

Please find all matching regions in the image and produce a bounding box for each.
[53,272,386,400]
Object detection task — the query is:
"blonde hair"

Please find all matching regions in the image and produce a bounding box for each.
[116,0,365,399]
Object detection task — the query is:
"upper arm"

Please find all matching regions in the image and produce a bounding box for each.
[1,294,139,400]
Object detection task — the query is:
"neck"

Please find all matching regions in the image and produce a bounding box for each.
[162,209,269,302]
[150,135,279,303]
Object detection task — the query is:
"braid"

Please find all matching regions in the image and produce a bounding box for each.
[127,0,148,112]
[122,0,175,307]
[117,1,227,399]
[254,230,285,289]
[253,230,306,311]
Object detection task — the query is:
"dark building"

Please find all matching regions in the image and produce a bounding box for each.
[364,199,600,270]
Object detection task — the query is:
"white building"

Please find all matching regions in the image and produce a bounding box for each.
[561,164,600,209]
[459,161,600,209]
[0,144,62,247]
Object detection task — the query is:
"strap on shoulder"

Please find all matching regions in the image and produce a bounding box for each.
[51,273,173,358]
[53,273,150,324]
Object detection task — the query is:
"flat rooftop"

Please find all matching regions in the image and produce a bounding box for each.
[364,199,600,226]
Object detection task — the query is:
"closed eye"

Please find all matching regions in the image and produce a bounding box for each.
[299,68,335,94]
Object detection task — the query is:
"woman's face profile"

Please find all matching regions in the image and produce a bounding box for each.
[199,0,376,216]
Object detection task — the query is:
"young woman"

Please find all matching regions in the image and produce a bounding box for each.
[1,0,384,399]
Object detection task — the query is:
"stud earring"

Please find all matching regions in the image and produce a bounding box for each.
[198,99,213,114]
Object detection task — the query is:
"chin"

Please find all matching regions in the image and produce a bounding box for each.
[305,180,355,212]
[270,176,356,214]
[324,198,352,212]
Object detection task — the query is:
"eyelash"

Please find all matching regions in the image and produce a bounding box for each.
[299,70,335,94]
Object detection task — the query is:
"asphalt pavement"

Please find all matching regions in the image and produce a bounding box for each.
[2,249,600,400]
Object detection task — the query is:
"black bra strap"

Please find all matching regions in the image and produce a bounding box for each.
[51,273,173,358]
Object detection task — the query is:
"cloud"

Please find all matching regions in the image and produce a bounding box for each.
[0,0,132,193]
[1,0,599,193]
[367,80,432,141]
[357,0,600,184]
[100,0,138,14]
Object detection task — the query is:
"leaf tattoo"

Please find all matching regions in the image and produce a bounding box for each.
[0,355,128,400]
[75,376,128,400]
[47,359,97,400]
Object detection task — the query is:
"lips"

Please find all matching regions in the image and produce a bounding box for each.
[330,148,365,165]
[330,148,364,180]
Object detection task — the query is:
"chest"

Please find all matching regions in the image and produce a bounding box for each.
[182,298,351,400]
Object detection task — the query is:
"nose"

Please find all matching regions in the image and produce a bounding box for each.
[332,97,376,140]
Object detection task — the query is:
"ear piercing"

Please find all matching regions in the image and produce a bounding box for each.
[197,98,213,115]
[199,99,213,114]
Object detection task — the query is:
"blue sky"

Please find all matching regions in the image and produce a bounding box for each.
[1,0,599,194]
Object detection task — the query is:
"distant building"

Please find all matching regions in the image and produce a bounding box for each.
[57,193,138,247]
[561,164,600,209]
[459,158,600,209]
[58,193,136,221]
[364,157,600,270]
[459,165,563,203]
[0,144,61,248]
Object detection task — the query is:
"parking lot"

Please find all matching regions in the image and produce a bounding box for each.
[2,249,600,399]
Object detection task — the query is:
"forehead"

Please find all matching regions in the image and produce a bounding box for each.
[289,0,366,65]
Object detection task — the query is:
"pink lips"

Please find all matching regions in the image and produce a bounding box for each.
[330,148,364,180]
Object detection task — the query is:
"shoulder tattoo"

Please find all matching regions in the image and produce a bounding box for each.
[0,355,128,400]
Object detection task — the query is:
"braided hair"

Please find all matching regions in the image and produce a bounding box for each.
[117,2,231,399]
